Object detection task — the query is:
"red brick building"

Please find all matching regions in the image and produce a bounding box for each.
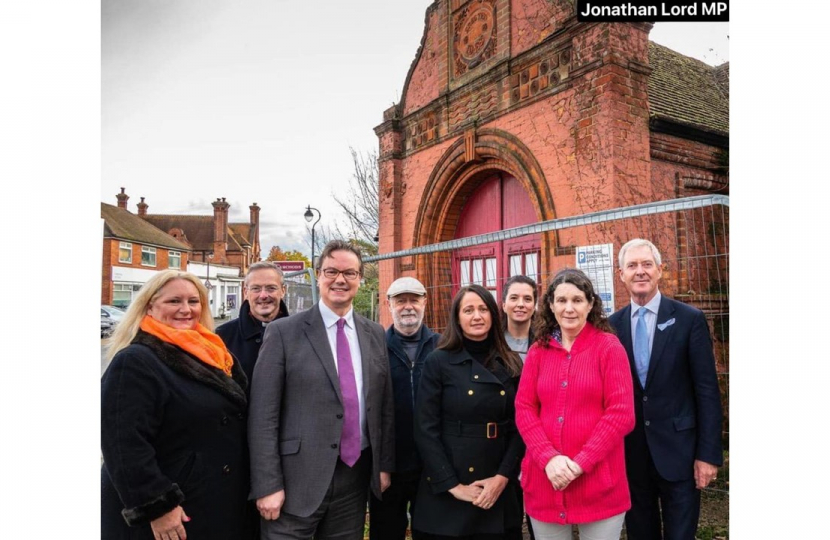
[101,202,192,307]
[375,1,728,325]
[112,188,262,273]
[103,189,263,311]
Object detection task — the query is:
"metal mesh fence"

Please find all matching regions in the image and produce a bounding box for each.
[284,195,729,499]
[283,268,317,315]
[367,194,729,495]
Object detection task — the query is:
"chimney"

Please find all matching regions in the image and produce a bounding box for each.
[137,197,148,216]
[249,202,260,229]
[211,197,230,262]
[249,202,261,262]
[116,187,129,210]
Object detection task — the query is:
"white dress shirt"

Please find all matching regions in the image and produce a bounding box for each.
[318,301,368,449]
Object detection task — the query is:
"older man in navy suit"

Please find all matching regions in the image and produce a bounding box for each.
[609,239,723,540]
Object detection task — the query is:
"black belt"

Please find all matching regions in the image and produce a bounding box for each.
[443,420,511,439]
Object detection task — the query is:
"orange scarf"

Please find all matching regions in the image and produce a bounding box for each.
[140,315,234,376]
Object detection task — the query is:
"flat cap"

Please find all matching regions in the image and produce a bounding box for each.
[386,277,427,297]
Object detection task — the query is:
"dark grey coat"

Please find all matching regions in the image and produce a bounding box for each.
[247,303,396,518]
[101,331,252,539]
[412,348,524,537]
[385,324,440,473]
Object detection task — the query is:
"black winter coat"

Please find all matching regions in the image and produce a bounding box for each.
[215,299,289,389]
[101,331,251,539]
[386,324,440,473]
[412,348,524,537]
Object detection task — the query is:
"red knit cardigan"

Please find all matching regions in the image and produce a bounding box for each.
[515,322,635,524]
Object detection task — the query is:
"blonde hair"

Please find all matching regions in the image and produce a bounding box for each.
[105,270,213,361]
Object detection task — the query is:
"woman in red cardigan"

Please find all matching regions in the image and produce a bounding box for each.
[515,268,635,540]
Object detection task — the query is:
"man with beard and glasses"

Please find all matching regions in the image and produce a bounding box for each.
[217,261,289,391]
[369,277,439,540]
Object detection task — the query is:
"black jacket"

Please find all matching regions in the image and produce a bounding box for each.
[413,347,524,536]
[216,299,289,389]
[101,331,251,539]
[385,324,439,474]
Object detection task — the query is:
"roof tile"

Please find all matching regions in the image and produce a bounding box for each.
[649,42,729,135]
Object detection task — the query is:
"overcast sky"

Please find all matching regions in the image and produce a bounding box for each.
[101,1,729,258]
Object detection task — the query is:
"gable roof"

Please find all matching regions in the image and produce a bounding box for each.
[229,223,253,248]
[101,203,191,251]
[141,215,247,253]
[141,215,216,253]
[648,41,729,137]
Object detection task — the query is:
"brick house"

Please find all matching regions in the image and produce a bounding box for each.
[116,189,262,273]
[101,202,192,308]
[104,189,263,316]
[375,1,728,326]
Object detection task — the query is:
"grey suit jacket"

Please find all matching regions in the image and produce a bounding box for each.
[248,303,395,517]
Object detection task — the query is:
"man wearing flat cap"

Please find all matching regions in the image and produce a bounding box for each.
[369,277,439,540]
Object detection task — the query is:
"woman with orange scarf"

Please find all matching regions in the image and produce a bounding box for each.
[102,270,253,539]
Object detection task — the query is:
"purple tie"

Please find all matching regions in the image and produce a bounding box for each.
[336,318,361,467]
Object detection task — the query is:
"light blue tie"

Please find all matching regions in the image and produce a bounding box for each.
[634,307,650,388]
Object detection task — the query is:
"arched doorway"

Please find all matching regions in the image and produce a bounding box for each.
[452,171,541,298]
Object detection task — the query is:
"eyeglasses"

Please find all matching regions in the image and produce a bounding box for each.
[247,285,283,294]
[320,268,360,281]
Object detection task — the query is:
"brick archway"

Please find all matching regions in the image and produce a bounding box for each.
[412,128,555,249]
[411,129,556,329]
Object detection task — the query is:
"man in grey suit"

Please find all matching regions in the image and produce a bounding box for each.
[248,240,395,539]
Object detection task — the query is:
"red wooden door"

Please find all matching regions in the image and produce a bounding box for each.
[452,173,540,298]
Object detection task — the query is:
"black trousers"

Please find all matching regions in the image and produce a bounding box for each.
[625,443,701,540]
[368,470,422,540]
[260,449,371,540]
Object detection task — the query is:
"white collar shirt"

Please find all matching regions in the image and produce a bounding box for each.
[318,301,368,449]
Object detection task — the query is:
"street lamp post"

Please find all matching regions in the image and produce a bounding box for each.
[304,205,321,269]
[204,252,214,317]
[204,252,214,290]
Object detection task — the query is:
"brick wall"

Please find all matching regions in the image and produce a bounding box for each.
[377,1,726,326]
[101,238,191,304]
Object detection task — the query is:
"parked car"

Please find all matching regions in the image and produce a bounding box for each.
[101,305,126,323]
[101,316,115,338]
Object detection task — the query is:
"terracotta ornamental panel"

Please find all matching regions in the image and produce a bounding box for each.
[453,0,497,79]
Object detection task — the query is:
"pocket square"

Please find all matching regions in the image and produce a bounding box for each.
[657,318,676,331]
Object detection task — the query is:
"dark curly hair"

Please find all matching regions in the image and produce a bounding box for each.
[438,284,523,377]
[532,268,615,348]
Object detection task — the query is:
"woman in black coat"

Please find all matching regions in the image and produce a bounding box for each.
[413,284,525,540]
[101,270,252,539]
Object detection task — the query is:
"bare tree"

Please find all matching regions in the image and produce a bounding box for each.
[331,147,379,250]
[301,147,379,262]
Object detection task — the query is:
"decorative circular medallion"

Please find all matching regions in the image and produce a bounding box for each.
[458,3,494,63]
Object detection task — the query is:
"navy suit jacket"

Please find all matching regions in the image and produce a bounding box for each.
[609,295,723,481]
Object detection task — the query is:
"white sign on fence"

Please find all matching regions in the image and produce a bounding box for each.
[576,243,615,315]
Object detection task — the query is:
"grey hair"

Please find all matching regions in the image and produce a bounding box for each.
[618,238,662,268]
[245,261,285,286]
